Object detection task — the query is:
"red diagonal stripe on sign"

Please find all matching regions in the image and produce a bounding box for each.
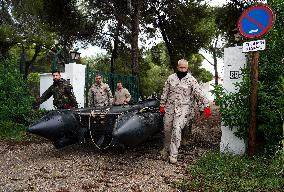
[244,15,266,30]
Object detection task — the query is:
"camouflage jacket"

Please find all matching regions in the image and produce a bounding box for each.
[40,79,78,109]
[114,88,131,105]
[161,73,208,112]
[88,82,113,107]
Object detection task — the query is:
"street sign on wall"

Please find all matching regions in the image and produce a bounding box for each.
[238,4,275,39]
[242,39,266,52]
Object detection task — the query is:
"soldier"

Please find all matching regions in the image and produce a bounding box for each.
[159,59,211,164]
[36,70,78,109]
[113,81,131,105]
[88,74,113,107]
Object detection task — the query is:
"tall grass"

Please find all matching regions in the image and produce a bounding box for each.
[176,151,284,191]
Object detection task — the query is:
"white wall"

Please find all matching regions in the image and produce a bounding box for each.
[220,46,246,155]
[39,73,54,110]
[65,63,86,108]
[200,82,210,101]
[40,63,86,110]
[223,46,246,93]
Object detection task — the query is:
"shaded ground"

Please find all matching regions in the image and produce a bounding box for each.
[0,105,221,192]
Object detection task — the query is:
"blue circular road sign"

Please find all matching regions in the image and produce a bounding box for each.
[238,4,275,39]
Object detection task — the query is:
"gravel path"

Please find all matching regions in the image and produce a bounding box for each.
[0,106,221,192]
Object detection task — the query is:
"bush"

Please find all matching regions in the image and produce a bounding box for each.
[176,151,284,191]
[0,56,36,139]
[0,120,26,141]
[27,72,40,100]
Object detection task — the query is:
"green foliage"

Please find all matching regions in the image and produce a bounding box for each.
[41,0,99,45]
[0,56,34,139]
[82,53,133,75]
[188,54,213,83]
[215,0,256,46]
[0,0,60,76]
[23,108,48,129]
[176,151,284,191]
[0,121,26,141]
[27,72,40,83]
[0,56,33,121]
[146,0,216,69]
[0,109,48,141]
[149,43,171,67]
[27,72,40,99]
[140,62,173,97]
[0,24,19,55]
[256,0,284,152]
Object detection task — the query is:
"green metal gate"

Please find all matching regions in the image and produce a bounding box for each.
[85,65,140,107]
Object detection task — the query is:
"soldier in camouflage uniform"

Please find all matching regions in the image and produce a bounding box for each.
[160,59,209,164]
[113,81,131,105]
[38,71,78,109]
[88,75,113,107]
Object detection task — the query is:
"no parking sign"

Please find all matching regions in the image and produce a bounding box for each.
[238,4,275,39]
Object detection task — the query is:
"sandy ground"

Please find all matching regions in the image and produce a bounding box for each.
[0,106,221,192]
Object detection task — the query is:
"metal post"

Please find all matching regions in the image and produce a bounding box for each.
[51,54,57,71]
[85,63,89,107]
[248,51,259,157]
[51,48,61,71]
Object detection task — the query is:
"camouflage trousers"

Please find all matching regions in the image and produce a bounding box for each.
[163,106,193,158]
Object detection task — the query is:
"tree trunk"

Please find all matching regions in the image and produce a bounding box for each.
[19,46,26,75]
[23,45,41,80]
[213,50,218,85]
[212,37,220,85]
[130,0,141,76]
[111,20,122,74]
[156,14,178,71]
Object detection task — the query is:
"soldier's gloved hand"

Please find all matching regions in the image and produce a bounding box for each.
[203,106,212,118]
[159,105,165,114]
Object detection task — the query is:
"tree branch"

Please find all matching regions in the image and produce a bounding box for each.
[199,53,214,66]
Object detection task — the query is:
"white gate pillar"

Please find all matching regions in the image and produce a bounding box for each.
[65,62,86,108]
[220,46,246,155]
